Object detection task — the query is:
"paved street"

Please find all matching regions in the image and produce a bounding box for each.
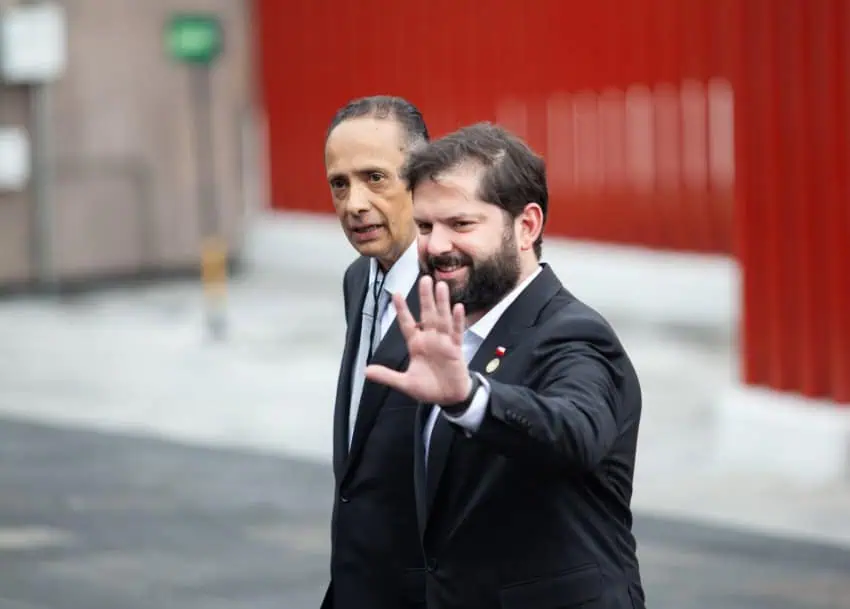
[1,418,848,609]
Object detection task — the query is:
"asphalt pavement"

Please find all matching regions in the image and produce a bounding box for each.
[1,417,848,609]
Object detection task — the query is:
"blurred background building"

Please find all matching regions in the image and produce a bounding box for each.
[0,0,255,290]
[0,1,849,606]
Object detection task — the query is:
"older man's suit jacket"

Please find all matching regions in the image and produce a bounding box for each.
[321,256,425,609]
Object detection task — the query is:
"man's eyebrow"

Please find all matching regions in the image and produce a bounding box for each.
[329,165,393,179]
[414,213,483,224]
[446,213,484,222]
[355,165,393,175]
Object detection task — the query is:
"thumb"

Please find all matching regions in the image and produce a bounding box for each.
[364,364,407,391]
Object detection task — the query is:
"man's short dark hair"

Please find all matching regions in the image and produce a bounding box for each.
[401,122,547,258]
[325,95,430,150]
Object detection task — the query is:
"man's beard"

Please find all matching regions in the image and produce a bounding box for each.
[423,232,521,317]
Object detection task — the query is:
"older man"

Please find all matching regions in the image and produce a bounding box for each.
[321,95,429,609]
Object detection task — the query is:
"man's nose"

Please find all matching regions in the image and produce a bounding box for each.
[345,183,371,215]
[426,225,453,256]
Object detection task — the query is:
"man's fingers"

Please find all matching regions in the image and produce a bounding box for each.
[451,302,465,346]
[418,275,437,330]
[392,292,418,342]
[434,280,453,334]
[364,364,408,392]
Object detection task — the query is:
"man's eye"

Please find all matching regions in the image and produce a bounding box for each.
[417,224,432,234]
[368,173,385,183]
[330,179,346,189]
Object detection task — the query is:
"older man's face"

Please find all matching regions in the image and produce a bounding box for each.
[325,117,416,269]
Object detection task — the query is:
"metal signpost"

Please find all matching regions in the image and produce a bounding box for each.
[165,13,227,340]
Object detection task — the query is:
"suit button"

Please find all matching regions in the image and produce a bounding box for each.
[426,558,438,572]
[340,495,350,503]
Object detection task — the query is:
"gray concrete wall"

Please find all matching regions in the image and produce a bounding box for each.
[0,0,257,287]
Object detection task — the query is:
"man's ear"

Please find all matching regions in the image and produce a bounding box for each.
[517,203,544,252]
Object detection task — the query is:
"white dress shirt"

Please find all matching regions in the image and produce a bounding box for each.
[424,265,543,462]
[348,241,420,445]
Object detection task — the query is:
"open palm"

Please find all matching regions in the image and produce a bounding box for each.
[365,276,471,404]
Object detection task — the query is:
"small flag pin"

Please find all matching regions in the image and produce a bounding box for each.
[495,346,507,357]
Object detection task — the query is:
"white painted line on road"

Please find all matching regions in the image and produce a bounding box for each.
[0,526,74,551]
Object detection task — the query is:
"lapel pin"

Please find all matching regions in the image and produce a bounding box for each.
[485,346,507,374]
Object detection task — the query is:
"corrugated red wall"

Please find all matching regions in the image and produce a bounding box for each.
[256,0,738,254]
[735,0,850,404]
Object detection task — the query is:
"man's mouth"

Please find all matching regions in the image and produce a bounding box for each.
[352,224,382,234]
[431,259,469,281]
[434,261,462,273]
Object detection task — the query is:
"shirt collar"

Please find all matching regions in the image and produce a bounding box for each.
[369,239,420,297]
[467,265,543,341]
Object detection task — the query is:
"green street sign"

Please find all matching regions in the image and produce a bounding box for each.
[166,13,223,64]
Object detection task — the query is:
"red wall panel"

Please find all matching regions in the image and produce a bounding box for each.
[735,0,850,404]
[256,0,736,254]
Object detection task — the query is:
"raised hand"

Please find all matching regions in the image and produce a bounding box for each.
[365,276,471,404]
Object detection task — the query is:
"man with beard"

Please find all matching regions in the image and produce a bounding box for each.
[366,122,647,609]
[321,96,429,609]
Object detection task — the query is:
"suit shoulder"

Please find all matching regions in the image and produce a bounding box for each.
[532,291,640,399]
[524,287,642,422]
[536,290,626,350]
[343,256,370,288]
[344,256,370,278]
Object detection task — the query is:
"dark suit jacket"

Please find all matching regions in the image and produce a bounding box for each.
[413,264,646,609]
[321,256,426,609]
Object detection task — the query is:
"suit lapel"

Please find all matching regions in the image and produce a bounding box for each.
[342,282,422,483]
[422,265,564,528]
[332,260,370,481]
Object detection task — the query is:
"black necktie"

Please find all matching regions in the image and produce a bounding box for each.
[367,270,387,363]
